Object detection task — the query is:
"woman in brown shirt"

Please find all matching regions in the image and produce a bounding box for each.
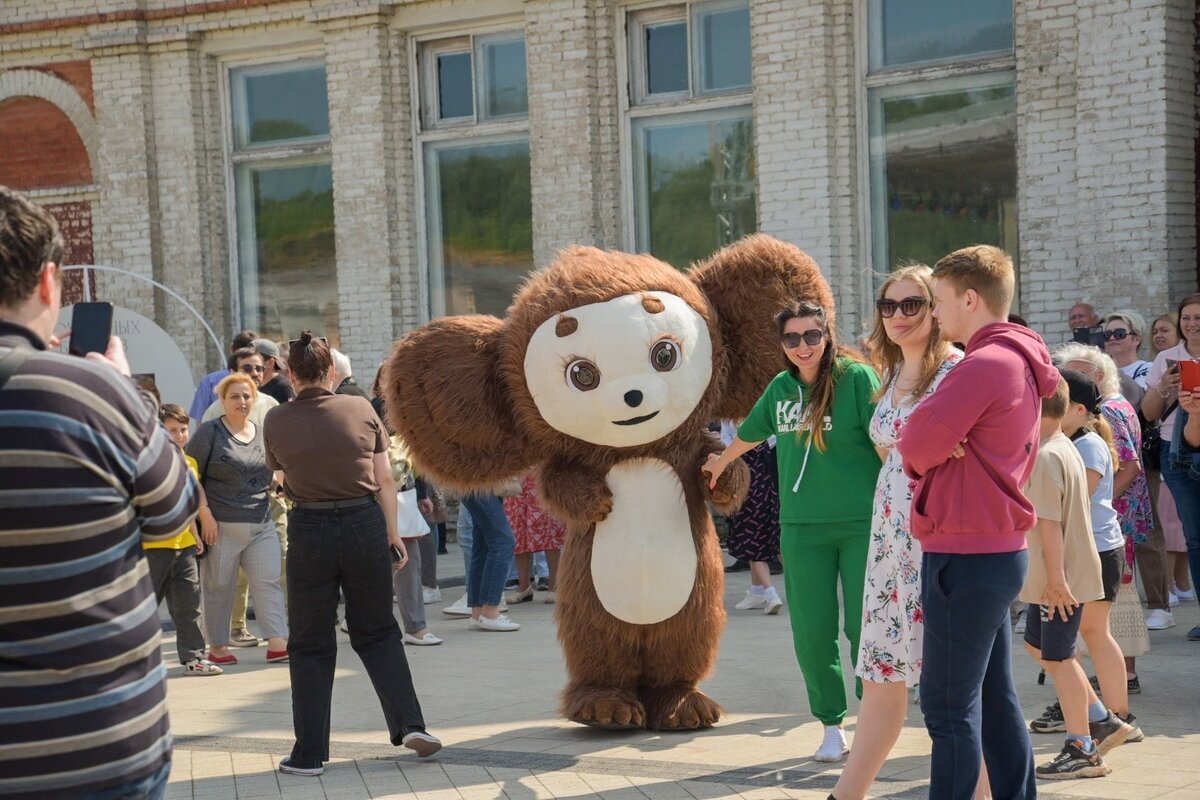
[263,332,440,777]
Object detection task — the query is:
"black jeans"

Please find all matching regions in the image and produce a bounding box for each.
[145,547,205,664]
[287,502,427,764]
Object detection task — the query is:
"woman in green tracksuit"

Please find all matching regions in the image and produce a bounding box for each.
[704,301,881,763]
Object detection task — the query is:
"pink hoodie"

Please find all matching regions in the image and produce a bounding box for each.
[898,322,1059,554]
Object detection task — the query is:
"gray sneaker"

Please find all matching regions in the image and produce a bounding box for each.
[1030,701,1066,734]
[1036,739,1110,780]
[1118,712,1145,743]
[229,628,260,648]
[1089,710,1134,755]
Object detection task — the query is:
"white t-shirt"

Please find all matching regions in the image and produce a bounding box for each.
[1072,430,1126,554]
[1120,360,1151,390]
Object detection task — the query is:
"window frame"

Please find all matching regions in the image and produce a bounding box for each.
[220,49,332,342]
[410,23,532,319]
[619,0,755,258]
[855,0,1018,316]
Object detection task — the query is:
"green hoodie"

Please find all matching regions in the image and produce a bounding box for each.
[738,358,881,526]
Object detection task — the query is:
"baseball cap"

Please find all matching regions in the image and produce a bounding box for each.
[1059,367,1102,414]
[251,338,287,369]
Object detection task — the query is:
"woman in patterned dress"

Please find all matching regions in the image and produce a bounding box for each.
[503,470,566,604]
[833,265,961,800]
[719,421,783,615]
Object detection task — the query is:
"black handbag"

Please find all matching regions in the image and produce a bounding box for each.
[1141,400,1178,472]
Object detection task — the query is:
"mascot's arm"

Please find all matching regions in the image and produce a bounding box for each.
[699,434,750,516]
[538,456,613,525]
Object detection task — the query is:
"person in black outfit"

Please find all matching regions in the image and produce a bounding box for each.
[264,332,440,777]
[253,338,295,403]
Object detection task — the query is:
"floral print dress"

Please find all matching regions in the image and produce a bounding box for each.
[856,352,960,686]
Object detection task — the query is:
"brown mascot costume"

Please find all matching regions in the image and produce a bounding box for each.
[384,234,833,731]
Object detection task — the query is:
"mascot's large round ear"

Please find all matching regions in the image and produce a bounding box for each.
[382,315,536,493]
[690,234,835,420]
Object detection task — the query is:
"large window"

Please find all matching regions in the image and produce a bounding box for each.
[418,31,532,316]
[866,1,1017,282]
[230,60,338,345]
[627,1,755,268]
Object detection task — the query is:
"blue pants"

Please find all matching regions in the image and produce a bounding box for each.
[460,494,515,608]
[920,551,1035,800]
[1162,444,1200,598]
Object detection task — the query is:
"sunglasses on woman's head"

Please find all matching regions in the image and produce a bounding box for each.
[876,296,928,319]
[781,330,824,349]
[1102,328,1131,341]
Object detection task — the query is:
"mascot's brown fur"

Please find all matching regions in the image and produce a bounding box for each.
[384,235,833,730]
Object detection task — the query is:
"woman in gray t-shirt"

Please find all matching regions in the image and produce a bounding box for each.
[187,372,288,665]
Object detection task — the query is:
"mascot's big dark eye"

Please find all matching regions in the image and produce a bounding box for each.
[567,359,601,391]
[650,339,681,372]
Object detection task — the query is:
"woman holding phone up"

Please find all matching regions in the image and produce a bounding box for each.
[704,302,881,763]
[1142,293,1200,641]
[263,332,441,777]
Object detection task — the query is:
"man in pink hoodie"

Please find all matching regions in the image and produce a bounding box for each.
[897,246,1059,800]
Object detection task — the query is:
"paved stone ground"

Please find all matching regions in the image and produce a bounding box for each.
[160,546,1200,799]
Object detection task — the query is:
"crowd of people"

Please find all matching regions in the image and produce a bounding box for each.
[4,180,1200,799]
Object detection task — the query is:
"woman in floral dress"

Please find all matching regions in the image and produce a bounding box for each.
[832,265,961,800]
[503,470,566,604]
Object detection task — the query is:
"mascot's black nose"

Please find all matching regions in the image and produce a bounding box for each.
[624,390,643,408]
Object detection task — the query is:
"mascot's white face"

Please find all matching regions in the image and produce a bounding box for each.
[523,291,713,447]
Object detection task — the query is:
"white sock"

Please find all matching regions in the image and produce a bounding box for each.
[749,585,766,595]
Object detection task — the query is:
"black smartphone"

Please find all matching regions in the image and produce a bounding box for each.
[389,544,404,563]
[1071,325,1106,348]
[69,302,113,356]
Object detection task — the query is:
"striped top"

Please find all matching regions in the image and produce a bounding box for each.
[0,322,200,799]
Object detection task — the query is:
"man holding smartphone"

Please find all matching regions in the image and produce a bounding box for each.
[0,186,200,798]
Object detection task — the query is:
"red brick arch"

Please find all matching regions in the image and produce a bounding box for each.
[0,96,92,189]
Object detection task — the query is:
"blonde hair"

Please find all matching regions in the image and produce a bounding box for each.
[1042,376,1069,419]
[216,372,258,401]
[1053,342,1122,399]
[1152,312,1180,356]
[1084,412,1121,471]
[867,264,953,403]
[931,245,1014,317]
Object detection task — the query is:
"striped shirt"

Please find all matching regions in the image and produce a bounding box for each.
[0,321,199,799]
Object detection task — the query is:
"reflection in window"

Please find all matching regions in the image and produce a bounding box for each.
[478,36,528,118]
[869,0,1012,70]
[236,163,338,345]
[634,111,756,268]
[694,3,751,94]
[232,63,330,148]
[425,140,533,316]
[645,21,688,95]
[869,78,1017,275]
[437,51,473,120]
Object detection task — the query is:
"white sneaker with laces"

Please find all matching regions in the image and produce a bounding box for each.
[403,631,444,646]
[1169,591,1180,608]
[1013,610,1027,634]
[1176,585,1196,602]
[183,658,223,676]
[442,595,471,616]
[1145,608,1176,630]
[422,587,443,605]
[763,588,783,615]
[734,589,768,611]
[813,725,848,762]
[469,615,520,632]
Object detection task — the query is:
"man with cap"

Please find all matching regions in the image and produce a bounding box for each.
[253,338,295,404]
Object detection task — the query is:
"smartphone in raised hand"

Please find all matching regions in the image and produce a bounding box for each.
[69,302,113,357]
[1180,360,1200,393]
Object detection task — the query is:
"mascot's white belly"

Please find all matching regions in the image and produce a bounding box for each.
[591,458,697,625]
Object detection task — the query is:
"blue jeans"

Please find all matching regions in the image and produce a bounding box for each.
[921,551,1035,800]
[460,494,515,607]
[84,762,170,800]
[457,504,474,576]
[1161,433,1200,600]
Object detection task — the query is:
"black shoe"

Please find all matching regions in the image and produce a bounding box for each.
[1088,674,1100,692]
[724,558,750,573]
[1030,701,1066,734]
[1089,710,1134,755]
[536,576,550,591]
[504,578,520,589]
[767,558,783,575]
[278,756,324,776]
[1118,712,1145,743]
[1188,624,1200,641]
[1035,739,1110,780]
[1127,674,1141,695]
[246,608,256,621]
[437,548,449,555]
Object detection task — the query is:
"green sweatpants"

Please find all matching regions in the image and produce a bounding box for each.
[781,522,869,726]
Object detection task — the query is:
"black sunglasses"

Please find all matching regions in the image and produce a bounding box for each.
[239,364,265,374]
[1102,328,1133,341]
[876,296,928,319]
[781,330,825,349]
[287,336,329,349]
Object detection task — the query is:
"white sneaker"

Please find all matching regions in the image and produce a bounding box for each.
[469,615,520,632]
[763,588,784,615]
[183,658,223,676]
[1145,608,1176,630]
[734,589,768,611]
[422,587,442,605]
[1013,610,1027,634]
[1169,591,1180,608]
[1176,585,1196,602]
[813,725,848,762]
[403,631,443,646]
[401,730,443,758]
[442,595,471,616]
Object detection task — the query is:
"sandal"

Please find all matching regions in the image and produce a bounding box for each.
[504,585,535,604]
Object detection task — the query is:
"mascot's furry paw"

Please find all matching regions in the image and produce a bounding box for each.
[706,456,750,515]
[641,684,723,731]
[539,460,614,525]
[563,685,646,730]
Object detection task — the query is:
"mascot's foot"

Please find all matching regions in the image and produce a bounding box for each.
[641,684,723,731]
[564,686,646,730]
